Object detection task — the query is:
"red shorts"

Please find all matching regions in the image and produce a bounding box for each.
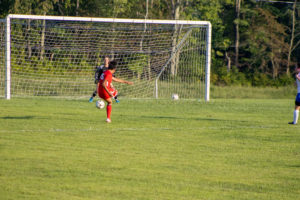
[98,87,118,100]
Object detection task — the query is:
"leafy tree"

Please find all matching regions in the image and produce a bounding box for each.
[1,0,299,87]
[287,0,300,74]
[245,7,289,79]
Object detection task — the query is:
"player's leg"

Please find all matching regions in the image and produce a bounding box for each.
[89,84,98,102]
[109,88,119,103]
[292,105,300,125]
[98,87,115,122]
[114,94,119,103]
[89,90,97,102]
[289,94,300,125]
[110,84,120,103]
[103,98,113,123]
[289,107,299,125]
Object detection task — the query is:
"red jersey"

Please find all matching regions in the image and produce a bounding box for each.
[98,70,117,100]
[99,70,113,89]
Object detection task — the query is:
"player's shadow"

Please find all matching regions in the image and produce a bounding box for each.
[1,116,38,120]
[141,115,226,121]
[140,115,248,123]
[288,164,300,168]
[142,116,180,119]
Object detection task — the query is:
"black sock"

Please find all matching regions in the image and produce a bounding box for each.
[92,91,97,97]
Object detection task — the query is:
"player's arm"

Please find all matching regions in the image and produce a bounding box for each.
[112,77,133,85]
[102,79,114,98]
[296,73,300,81]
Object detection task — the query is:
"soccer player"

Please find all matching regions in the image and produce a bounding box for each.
[89,56,120,103]
[98,60,133,123]
[89,56,110,102]
[289,65,300,125]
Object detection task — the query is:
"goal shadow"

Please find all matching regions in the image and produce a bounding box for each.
[0,116,47,120]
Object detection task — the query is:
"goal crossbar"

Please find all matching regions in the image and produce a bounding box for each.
[7,14,211,25]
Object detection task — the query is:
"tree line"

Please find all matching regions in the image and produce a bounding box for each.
[0,0,299,87]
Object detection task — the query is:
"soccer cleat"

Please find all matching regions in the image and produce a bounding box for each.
[115,99,120,103]
[106,118,111,123]
[89,97,94,102]
[288,122,296,125]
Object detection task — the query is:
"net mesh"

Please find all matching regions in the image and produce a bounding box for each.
[2,17,209,99]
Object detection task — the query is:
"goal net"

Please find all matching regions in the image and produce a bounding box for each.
[2,15,211,100]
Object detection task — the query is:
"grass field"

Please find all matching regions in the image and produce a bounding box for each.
[0,97,300,200]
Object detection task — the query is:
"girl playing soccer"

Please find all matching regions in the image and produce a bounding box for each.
[98,60,133,123]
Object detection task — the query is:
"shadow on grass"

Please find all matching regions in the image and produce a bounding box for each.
[140,115,245,122]
[288,164,300,168]
[0,116,46,120]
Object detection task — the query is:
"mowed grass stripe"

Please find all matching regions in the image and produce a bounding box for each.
[0,98,299,200]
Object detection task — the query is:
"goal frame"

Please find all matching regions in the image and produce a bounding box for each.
[4,14,212,101]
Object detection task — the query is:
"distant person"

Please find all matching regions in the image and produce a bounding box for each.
[288,65,300,125]
[98,60,133,123]
[89,56,119,103]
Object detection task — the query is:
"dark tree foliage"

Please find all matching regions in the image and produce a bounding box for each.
[0,0,299,86]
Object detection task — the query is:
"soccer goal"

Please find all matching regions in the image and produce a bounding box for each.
[2,14,211,101]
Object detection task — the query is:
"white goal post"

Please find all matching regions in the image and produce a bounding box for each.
[1,14,211,101]
[0,19,5,98]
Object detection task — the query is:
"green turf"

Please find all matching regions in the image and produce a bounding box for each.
[210,85,296,99]
[0,98,299,200]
